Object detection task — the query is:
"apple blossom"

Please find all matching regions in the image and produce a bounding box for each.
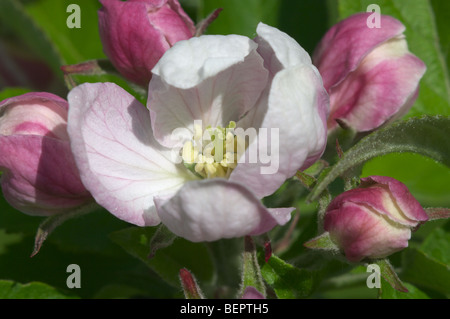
[98,0,196,86]
[67,23,328,242]
[313,13,426,133]
[0,93,92,216]
[323,176,429,262]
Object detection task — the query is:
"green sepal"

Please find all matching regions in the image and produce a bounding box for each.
[148,224,177,258]
[373,259,408,293]
[238,236,266,298]
[303,232,338,252]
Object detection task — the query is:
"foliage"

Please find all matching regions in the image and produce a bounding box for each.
[0,0,448,299]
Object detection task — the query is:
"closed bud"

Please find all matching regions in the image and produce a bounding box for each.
[98,0,196,86]
[323,176,428,262]
[313,13,426,133]
[179,268,204,299]
[0,93,91,216]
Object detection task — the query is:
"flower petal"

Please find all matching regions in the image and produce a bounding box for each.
[327,177,427,228]
[0,92,69,139]
[98,0,193,86]
[67,82,194,226]
[360,176,428,223]
[154,179,292,242]
[147,0,196,45]
[231,64,328,198]
[148,34,268,147]
[0,135,91,216]
[324,202,411,262]
[254,22,312,74]
[313,12,405,90]
[327,37,426,131]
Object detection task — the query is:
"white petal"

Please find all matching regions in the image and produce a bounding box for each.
[255,22,312,74]
[148,34,268,148]
[152,34,258,89]
[154,179,292,242]
[231,65,328,198]
[67,82,195,226]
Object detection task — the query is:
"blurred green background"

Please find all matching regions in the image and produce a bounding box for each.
[0,0,449,299]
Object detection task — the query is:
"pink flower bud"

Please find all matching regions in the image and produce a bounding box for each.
[313,13,426,133]
[98,0,196,86]
[0,93,91,216]
[323,176,429,262]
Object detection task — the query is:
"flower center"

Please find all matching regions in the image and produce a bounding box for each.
[181,121,244,179]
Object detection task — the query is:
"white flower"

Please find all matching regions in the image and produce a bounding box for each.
[67,23,328,242]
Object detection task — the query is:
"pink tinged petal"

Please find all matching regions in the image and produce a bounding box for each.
[0,92,69,140]
[313,12,405,90]
[148,34,268,147]
[128,0,196,36]
[248,207,294,237]
[98,0,194,86]
[154,179,292,242]
[166,0,196,35]
[231,65,328,198]
[67,82,194,227]
[241,286,265,299]
[327,38,426,131]
[147,1,195,45]
[0,135,91,216]
[327,185,418,228]
[324,202,411,262]
[98,0,161,86]
[301,69,329,169]
[0,92,68,111]
[360,176,428,223]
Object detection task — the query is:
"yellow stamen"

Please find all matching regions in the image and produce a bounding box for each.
[181,121,243,179]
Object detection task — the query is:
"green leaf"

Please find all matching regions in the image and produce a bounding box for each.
[431,0,450,75]
[23,0,105,65]
[379,278,430,299]
[419,226,450,266]
[0,280,78,299]
[401,225,450,296]
[336,0,450,116]
[260,254,318,299]
[198,0,281,37]
[0,87,32,101]
[308,116,450,201]
[109,227,214,288]
[362,153,450,207]
[0,229,23,255]
[0,0,62,75]
[0,200,179,298]
[402,247,450,295]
